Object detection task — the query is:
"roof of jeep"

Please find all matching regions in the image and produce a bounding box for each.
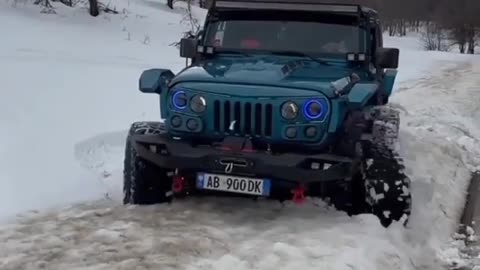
[210,0,379,17]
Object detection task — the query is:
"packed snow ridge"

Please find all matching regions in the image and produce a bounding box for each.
[1,0,480,270]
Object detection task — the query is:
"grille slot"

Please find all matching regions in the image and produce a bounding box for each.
[244,103,252,134]
[234,102,241,133]
[265,104,273,136]
[254,103,262,136]
[223,101,231,132]
[213,100,220,131]
[213,100,273,137]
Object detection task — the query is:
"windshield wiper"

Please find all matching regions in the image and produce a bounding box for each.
[270,51,331,66]
[214,50,251,57]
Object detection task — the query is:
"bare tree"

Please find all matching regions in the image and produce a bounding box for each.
[345,0,480,53]
[421,22,450,51]
[433,0,480,54]
[34,0,118,17]
[31,0,480,50]
[34,0,56,13]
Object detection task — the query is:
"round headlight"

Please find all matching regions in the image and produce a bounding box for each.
[305,126,317,138]
[281,101,299,120]
[190,95,207,113]
[186,119,199,130]
[172,90,187,109]
[285,127,297,138]
[304,100,323,119]
[171,115,182,127]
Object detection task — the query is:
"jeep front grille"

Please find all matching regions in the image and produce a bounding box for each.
[213,100,273,137]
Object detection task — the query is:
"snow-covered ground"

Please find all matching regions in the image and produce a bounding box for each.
[1,1,480,269]
[0,0,200,219]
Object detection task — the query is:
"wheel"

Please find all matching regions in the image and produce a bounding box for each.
[123,122,172,205]
[361,141,412,227]
[361,106,412,227]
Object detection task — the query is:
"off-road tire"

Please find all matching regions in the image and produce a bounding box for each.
[361,106,412,227]
[123,122,172,205]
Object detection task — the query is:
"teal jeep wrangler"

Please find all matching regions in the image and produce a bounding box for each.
[123,0,412,227]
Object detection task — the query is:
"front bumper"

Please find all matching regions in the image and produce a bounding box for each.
[132,134,354,184]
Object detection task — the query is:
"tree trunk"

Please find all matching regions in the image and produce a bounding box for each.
[467,26,476,54]
[400,19,407,36]
[467,40,475,54]
[88,0,99,16]
[388,23,395,36]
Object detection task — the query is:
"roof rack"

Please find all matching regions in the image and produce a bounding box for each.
[212,0,362,13]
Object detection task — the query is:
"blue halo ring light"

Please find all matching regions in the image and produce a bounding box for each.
[172,90,187,110]
[303,99,328,121]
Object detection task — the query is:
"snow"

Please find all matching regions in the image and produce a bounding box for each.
[0,0,199,219]
[391,56,480,269]
[1,1,480,269]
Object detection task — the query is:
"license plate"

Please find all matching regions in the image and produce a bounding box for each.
[196,172,271,196]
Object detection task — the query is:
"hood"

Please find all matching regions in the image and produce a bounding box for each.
[170,56,362,98]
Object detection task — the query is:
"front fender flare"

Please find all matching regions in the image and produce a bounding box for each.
[347,83,378,109]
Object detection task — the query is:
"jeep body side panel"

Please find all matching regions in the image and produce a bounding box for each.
[383,69,398,96]
[327,99,348,133]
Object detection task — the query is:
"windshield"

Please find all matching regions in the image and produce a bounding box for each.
[204,19,366,57]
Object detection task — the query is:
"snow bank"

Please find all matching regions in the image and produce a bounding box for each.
[385,33,479,90]
[385,37,480,266]
[387,35,480,241]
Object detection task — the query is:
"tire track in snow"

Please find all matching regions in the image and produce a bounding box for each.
[0,198,417,270]
[395,60,480,171]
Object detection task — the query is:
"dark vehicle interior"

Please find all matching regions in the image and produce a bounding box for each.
[203,10,366,55]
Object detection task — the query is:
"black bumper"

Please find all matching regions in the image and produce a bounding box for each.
[131,134,354,184]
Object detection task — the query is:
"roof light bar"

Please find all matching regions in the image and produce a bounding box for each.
[196,45,215,54]
[215,0,360,13]
[346,53,367,62]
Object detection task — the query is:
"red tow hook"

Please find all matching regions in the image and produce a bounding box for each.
[291,185,306,204]
[172,176,185,193]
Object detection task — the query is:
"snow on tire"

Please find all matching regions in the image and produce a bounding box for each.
[362,106,412,227]
[369,105,400,151]
[123,122,172,205]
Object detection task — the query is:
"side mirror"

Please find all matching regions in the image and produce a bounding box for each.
[180,38,198,58]
[376,48,399,69]
[139,69,175,94]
